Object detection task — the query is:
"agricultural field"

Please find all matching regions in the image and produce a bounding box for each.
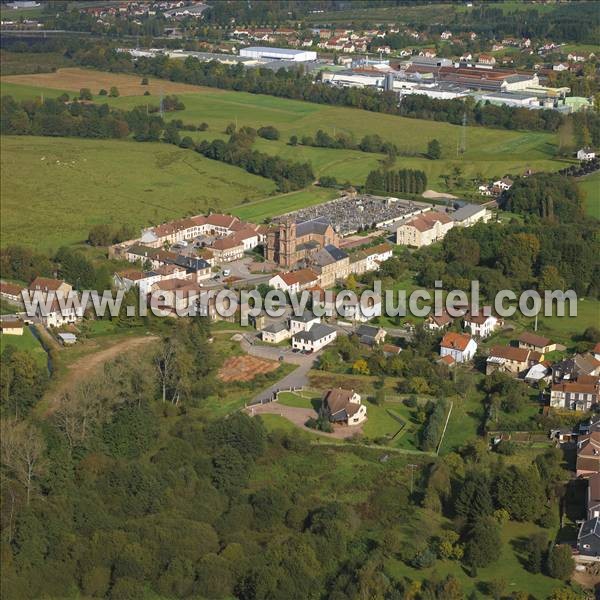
[0,135,276,249]
[2,67,211,96]
[0,50,73,76]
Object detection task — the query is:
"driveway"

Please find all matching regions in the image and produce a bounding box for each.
[247,401,364,439]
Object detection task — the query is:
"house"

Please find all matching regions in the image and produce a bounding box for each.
[576,432,600,476]
[269,269,320,294]
[486,345,543,376]
[0,319,24,336]
[553,63,569,71]
[28,277,72,299]
[150,278,202,314]
[438,354,456,368]
[0,282,23,302]
[577,517,600,557]
[349,242,394,275]
[478,53,496,65]
[460,53,473,62]
[440,31,452,40]
[419,48,437,58]
[340,294,382,323]
[320,388,367,426]
[355,324,386,347]
[292,323,337,353]
[451,204,492,227]
[552,354,600,383]
[289,311,320,334]
[114,269,162,296]
[310,245,350,288]
[493,177,514,191]
[587,473,600,520]
[125,245,179,269]
[172,256,212,282]
[38,298,84,328]
[396,211,454,248]
[440,332,477,363]
[382,343,402,356]
[524,363,551,385]
[518,331,556,354]
[425,310,454,331]
[210,237,245,263]
[261,321,291,344]
[577,148,596,161]
[550,377,600,411]
[464,308,501,338]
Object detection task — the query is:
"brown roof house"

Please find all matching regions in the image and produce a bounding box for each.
[550,377,600,411]
[518,331,556,354]
[577,432,600,477]
[587,472,600,520]
[320,388,367,426]
[486,345,543,376]
[396,211,454,248]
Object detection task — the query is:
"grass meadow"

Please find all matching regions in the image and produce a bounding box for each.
[578,172,600,219]
[0,70,576,251]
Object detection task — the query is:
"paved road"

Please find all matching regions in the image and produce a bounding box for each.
[251,360,314,404]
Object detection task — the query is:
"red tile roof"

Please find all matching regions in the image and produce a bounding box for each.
[441,332,472,352]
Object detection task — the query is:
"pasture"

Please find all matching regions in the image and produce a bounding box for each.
[0,135,277,249]
[2,71,571,197]
[578,172,600,219]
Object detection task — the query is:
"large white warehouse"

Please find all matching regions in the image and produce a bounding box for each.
[239,47,317,62]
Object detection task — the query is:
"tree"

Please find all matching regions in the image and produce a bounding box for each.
[289,135,298,146]
[257,125,280,140]
[495,466,543,521]
[352,359,370,375]
[79,88,93,100]
[427,138,442,159]
[1,420,47,505]
[109,86,120,98]
[225,122,236,135]
[88,223,112,246]
[141,77,149,85]
[546,545,574,580]
[98,88,107,96]
[464,516,501,568]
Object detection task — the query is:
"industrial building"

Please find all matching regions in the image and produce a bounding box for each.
[239,47,317,62]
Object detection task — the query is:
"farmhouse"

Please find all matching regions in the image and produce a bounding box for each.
[486,345,543,376]
[291,323,337,353]
[0,319,24,335]
[261,321,291,344]
[0,281,23,302]
[396,211,454,247]
[320,388,367,426]
[440,332,477,363]
[518,331,556,354]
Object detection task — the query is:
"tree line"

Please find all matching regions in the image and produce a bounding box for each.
[365,168,428,195]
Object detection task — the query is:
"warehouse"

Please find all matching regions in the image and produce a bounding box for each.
[239,47,317,62]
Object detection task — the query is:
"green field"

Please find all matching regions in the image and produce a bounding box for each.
[0,77,575,250]
[0,135,277,249]
[0,326,47,367]
[0,50,73,76]
[578,172,600,219]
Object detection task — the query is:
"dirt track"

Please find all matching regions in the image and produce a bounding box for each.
[45,335,157,412]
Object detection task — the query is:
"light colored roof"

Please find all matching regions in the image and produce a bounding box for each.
[452,203,487,222]
[58,332,76,341]
[263,321,289,334]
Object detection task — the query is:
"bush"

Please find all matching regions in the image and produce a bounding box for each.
[198,122,208,131]
[143,90,151,96]
[109,86,120,98]
[141,77,149,85]
[546,544,574,579]
[98,88,107,96]
[257,125,280,140]
[79,88,93,100]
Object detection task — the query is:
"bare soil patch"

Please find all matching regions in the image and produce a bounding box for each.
[2,67,216,96]
[219,355,279,382]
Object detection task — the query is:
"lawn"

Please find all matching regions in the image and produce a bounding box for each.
[0,326,48,368]
[386,519,563,598]
[0,135,277,249]
[577,172,600,220]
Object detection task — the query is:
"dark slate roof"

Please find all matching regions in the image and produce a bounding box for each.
[324,244,348,261]
[293,323,336,342]
[173,256,210,270]
[452,203,486,222]
[356,324,380,338]
[579,517,600,539]
[291,310,317,323]
[296,217,331,237]
[263,321,289,334]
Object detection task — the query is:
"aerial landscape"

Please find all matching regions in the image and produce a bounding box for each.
[0,1,599,599]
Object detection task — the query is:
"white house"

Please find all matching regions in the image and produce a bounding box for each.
[493,177,513,191]
[39,299,84,328]
[577,148,596,161]
[321,388,367,426]
[261,321,291,344]
[114,269,162,296]
[463,308,501,339]
[268,269,320,294]
[0,320,24,336]
[290,311,321,335]
[396,211,454,248]
[292,323,337,353]
[440,332,477,363]
[452,204,492,227]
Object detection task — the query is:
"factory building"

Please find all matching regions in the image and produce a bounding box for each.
[239,47,317,62]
